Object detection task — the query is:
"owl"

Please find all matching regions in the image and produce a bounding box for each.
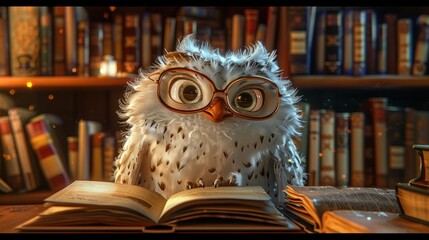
[113,34,306,202]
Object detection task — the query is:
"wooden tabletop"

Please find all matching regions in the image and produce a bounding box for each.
[0,204,46,233]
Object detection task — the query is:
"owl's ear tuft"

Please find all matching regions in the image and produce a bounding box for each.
[164,51,192,64]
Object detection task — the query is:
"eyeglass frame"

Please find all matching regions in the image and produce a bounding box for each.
[147,67,283,120]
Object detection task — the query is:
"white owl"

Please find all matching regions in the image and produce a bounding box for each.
[113,34,306,202]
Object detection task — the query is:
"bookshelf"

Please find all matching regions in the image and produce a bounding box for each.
[1,5,429,205]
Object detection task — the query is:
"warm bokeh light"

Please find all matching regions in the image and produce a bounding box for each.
[48,94,54,100]
[9,89,15,95]
[26,82,32,88]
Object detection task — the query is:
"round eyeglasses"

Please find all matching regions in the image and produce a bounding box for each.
[148,68,282,120]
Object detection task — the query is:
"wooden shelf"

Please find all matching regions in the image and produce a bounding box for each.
[0,189,53,205]
[1,75,429,89]
[0,76,133,89]
[291,75,429,89]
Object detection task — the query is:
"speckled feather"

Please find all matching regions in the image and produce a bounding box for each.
[113,35,306,201]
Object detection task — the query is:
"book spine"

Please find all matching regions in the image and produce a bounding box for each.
[77,120,102,180]
[307,109,321,186]
[350,112,365,187]
[276,7,289,78]
[150,13,163,64]
[40,6,53,76]
[0,116,25,192]
[320,109,336,186]
[314,9,326,74]
[103,135,116,181]
[365,9,377,75]
[353,10,366,76]
[342,8,354,75]
[377,23,388,74]
[26,118,70,191]
[385,106,406,188]
[404,107,417,182]
[53,6,66,76]
[163,17,176,52]
[397,18,413,75]
[64,6,77,75]
[385,13,398,74]
[91,132,105,181]
[412,15,429,76]
[77,20,89,77]
[255,23,266,43]
[67,136,78,181]
[264,6,278,52]
[289,6,309,75]
[0,7,10,76]
[244,8,259,46]
[123,14,141,75]
[231,13,244,52]
[335,112,350,187]
[89,22,103,76]
[8,108,39,191]
[113,14,123,74]
[368,97,388,188]
[324,9,343,75]
[141,12,152,68]
[8,6,41,76]
[102,22,113,57]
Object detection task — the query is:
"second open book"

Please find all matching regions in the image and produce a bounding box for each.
[17,180,300,233]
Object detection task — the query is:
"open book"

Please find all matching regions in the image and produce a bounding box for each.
[17,180,300,233]
[281,185,401,233]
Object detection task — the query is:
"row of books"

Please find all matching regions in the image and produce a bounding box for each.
[296,97,429,189]
[289,6,429,76]
[0,94,119,193]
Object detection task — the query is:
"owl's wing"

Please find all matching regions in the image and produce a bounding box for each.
[273,139,306,202]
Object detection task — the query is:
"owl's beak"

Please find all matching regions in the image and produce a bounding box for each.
[203,98,232,122]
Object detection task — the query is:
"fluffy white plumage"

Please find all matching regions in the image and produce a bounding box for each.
[113,34,306,201]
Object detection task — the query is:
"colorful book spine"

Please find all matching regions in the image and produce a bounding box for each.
[26,117,70,191]
[320,109,336,186]
[141,12,152,68]
[102,22,113,57]
[231,13,244,52]
[244,8,259,46]
[123,14,141,75]
[91,131,105,181]
[8,108,39,191]
[163,17,176,52]
[350,112,365,187]
[77,120,102,180]
[67,136,78,181]
[150,13,163,64]
[335,112,350,187]
[113,13,123,74]
[365,9,377,75]
[412,15,429,76]
[8,6,41,76]
[377,23,388,74]
[264,6,278,52]
[314,9,326,74]
[324,9,343,75]
[0,116,25,192]
[288,6,310,75]
[397,18,413,75]
[89,22,103,76]
[77,20,89,77]
[352,10,366,76]
[64,6,77,75]
[276,7,289,78]
[385,13,398,75]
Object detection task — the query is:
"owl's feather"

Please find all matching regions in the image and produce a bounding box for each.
[114,34,306,201]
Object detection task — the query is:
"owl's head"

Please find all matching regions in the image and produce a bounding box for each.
[121,34,302,140]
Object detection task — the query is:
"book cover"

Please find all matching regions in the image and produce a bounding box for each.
[0,7,10,76]
[350,112,365,187]
[8,6,41,76]
[397,18,413,75]
[25,114,70,191]
[396,182,429,225]
[17,180,300,233]
[335,112,350,187]
[0,115,25,192]
[8,107,41,191]
[324,8,343,75]
[319,109,336,186]
[53,6,66,76]
[307,109,320,186]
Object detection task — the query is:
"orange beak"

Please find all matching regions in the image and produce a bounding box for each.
[203,98,232,122]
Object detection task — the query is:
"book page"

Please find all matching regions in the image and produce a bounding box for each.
[284,185,400,232]
[160,186,271,222]
[44,180,167,223]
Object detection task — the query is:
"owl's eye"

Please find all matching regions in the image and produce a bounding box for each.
[170,80,202,104]
[234,89,264,112]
